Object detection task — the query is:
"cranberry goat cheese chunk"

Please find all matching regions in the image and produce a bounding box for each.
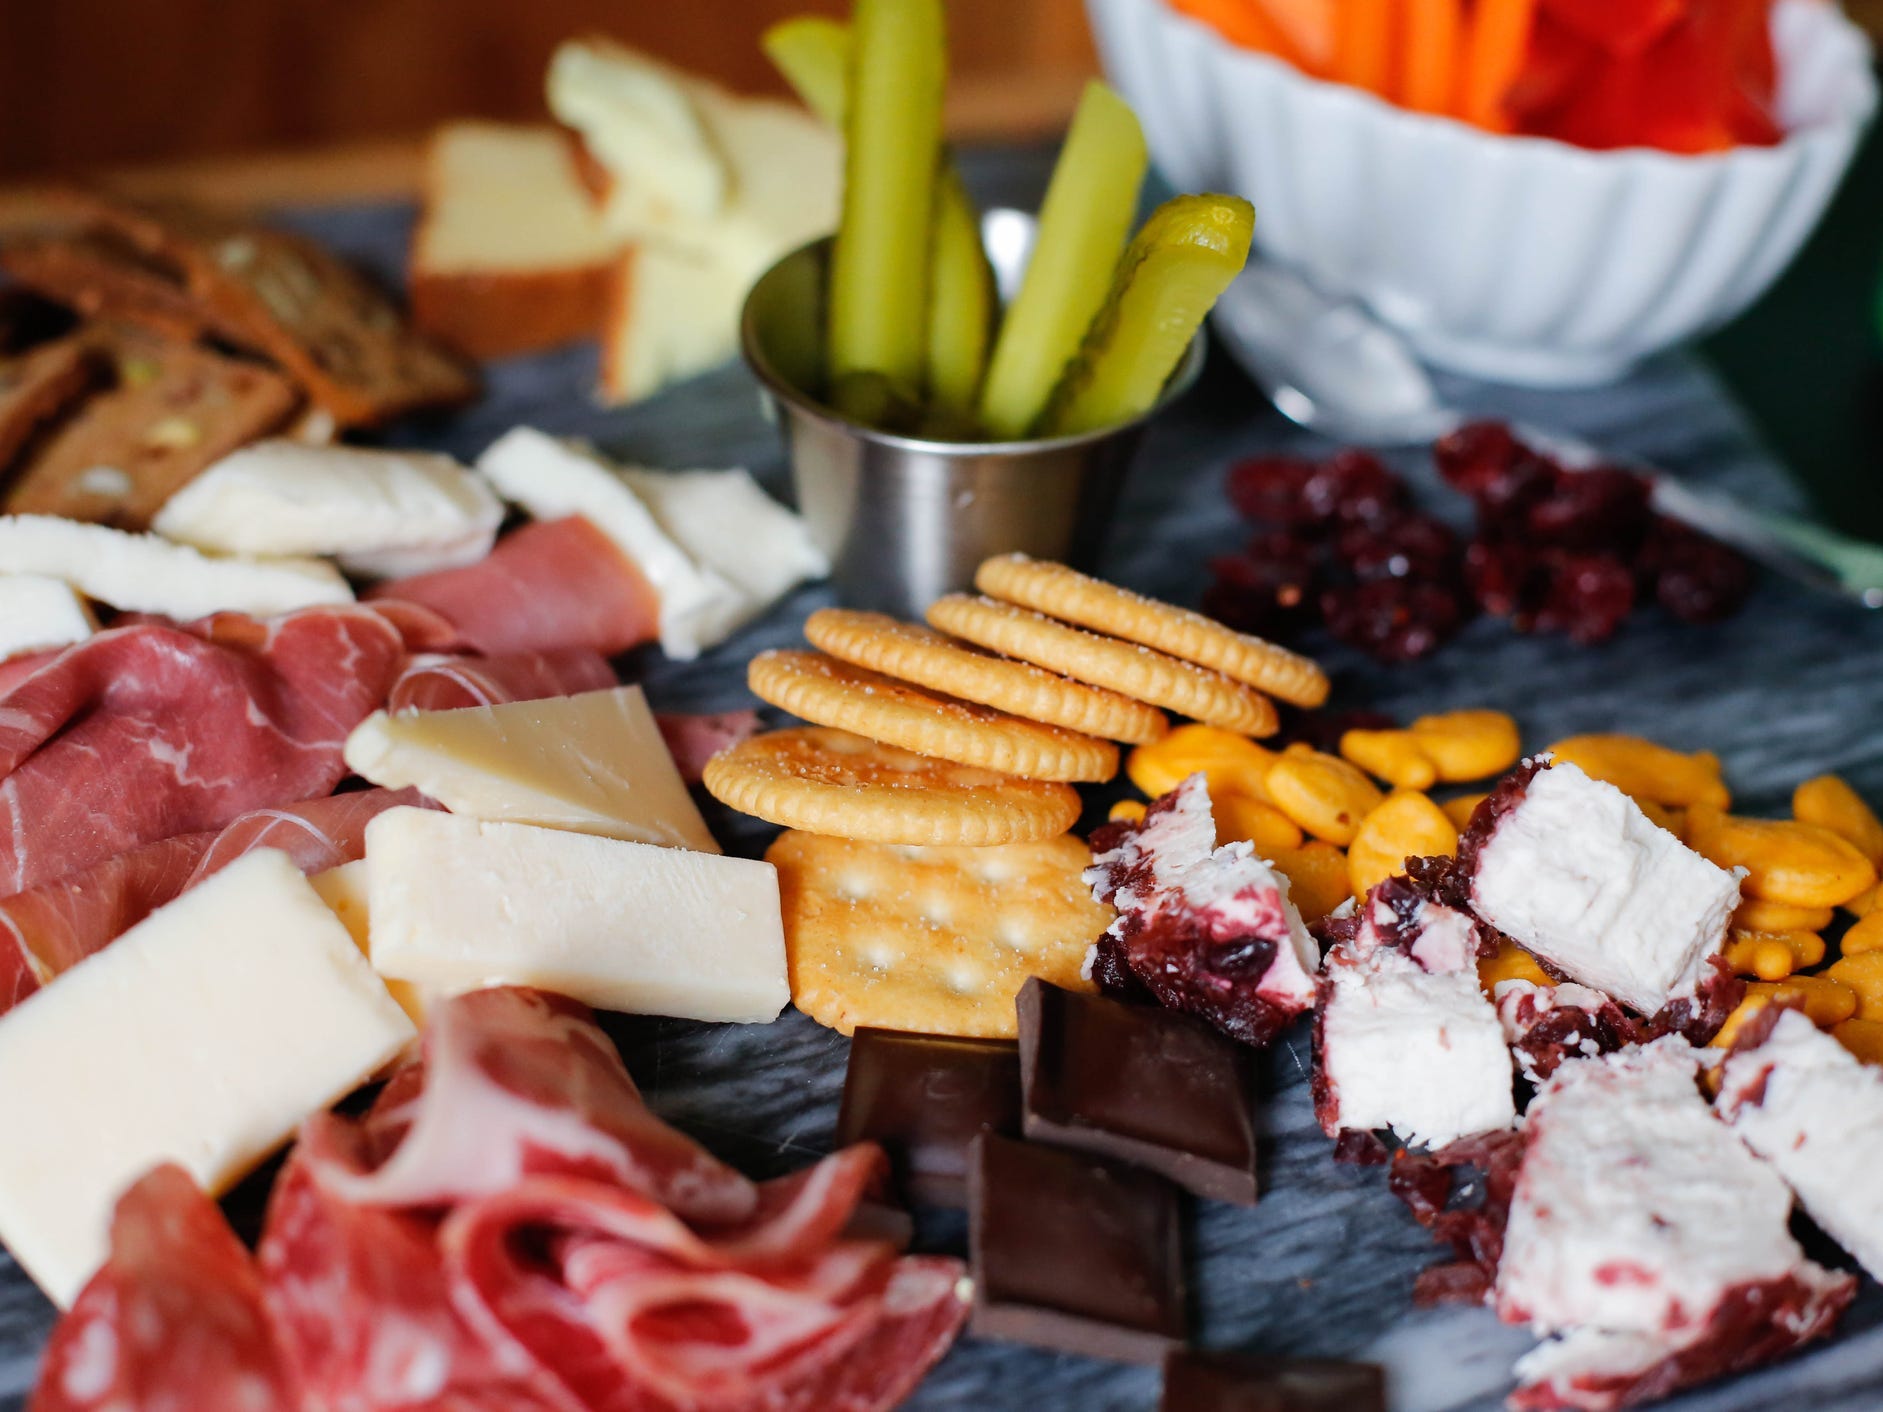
[1718,1006,1883,1283]
[1495,980,1643,1086]
[1496,1038,1854,1342]
[1314,879,1513,1150]
[1464,761,1740,1015]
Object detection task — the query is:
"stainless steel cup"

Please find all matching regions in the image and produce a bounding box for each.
[741,209,1205,619]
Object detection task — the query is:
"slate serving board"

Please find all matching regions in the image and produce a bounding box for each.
[2,147,1879,1411]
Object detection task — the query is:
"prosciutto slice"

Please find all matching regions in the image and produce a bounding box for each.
[654,709,761,785]
[0,606,407,895]
[370,518,660,659]
[389,649,617,713]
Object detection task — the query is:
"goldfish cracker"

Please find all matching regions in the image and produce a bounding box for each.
[1214,790,1304,854]
[1126,723,1276,803]
[1268,841,1351,925]
[1842,910,1883,955]
[1338,729,1437,791]
[1410,710,1521,782]
[1832,1018,1883,1066]
[1745,976,1859,1029]
[1546,734,1730,810]
[1827,952,1883,1021]
[1709,993,1772,1050]
[1479,936,1551,995]
[1346,790,1458,897]
[1108,798,1147,825]
[1846,883,1880,917]
[1732,897,1834,934]
[1686,806,1877,910]
[1265,750,1385,848]
[1722,931,1823,981]
[1440,792,1489,831]
[1793,774,1883,867]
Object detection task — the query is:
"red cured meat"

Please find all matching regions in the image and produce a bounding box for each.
[654,709,761,786]
[0,606,407,896]
[370,518,660,659]
[30,1165,300,1412]
[0,649,59,700]
[0,788,430,1002]
[389,650,618,713]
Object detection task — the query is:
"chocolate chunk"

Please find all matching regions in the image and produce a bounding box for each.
[1160,1350,1386,1411]
[967,1131,1186,1364]
[1017,978,1258,1205]
[837,1028,1020,1209]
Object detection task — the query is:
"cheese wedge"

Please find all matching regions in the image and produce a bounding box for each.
[598,241,748,404]
[0,573,97,661]
[154,440,503,579]
[0,849,413,1305]
[619,467,827,615]
[366,808,787,1023]
[344,685,717,853]
[310,860,430,1028]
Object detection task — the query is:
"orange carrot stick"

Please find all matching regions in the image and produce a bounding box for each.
[1171,0,1302,63]
[1333,0,1396,94]
[1400,0,1463,113]
[1460,0,1537,130]
[1259,0,1341,76]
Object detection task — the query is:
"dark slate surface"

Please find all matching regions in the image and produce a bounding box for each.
[3,149,1881,1410]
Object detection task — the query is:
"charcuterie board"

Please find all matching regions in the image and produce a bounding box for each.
[1,148,1880,1412]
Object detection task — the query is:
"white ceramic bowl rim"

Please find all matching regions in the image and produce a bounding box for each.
[1157,0,1878,171]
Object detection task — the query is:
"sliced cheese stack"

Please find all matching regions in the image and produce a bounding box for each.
[0,849,414,1304]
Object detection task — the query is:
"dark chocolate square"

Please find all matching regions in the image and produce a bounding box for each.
[837,1028,1021,1209]
[1018,977,1259,1205]
[967,1131,1186,1365]
[1161,1350,1386,1411]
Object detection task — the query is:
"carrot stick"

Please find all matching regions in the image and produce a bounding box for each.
[1400,0,1463,113]
[1170,0,1302,62]
[1332,0,1395,95]
[1460,0,1537,130]
[1258,0,1341,75]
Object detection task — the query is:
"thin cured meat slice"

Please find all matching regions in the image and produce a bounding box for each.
[369,517,660,659]
[0,606,407,895]
[0,648,58,700]
[389,649,618,713]
[0,787,428,1002]
[654,709,761,786]
[298,987,757,1224]
[30,1164,300,1412]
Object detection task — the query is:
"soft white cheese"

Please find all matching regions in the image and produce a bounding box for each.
[1496,1038,1807,1337]
[1495,980,1620,1085]
[154,440,502,579]
[1718,1007,1883,1282]
[474,428,744,659]
[0,515,352,619]
[365,808,787,1024]
[1469,763,1741,1014]
[618,467,827,614]
[0,573,96,660]
[0,850,413,1305]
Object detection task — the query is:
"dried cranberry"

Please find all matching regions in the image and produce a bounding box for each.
[1335,513,1461,582]
[1433,421,1521,497]
[1525,466,1652,552]
[1305,449,1408,527]
[1206,935,1279,980]
[1470,451,1559,540]
[1321,580,1469,662]
[1226,456,1321,528]
[1281,707,1398,755]
[1203,536,1319,637]
[1464,541,1545,618]
[1640,518,1753,623]
[1534,553,1636,644]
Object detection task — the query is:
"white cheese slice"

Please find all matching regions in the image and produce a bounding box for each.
[343,685,717,853]
[365,808,786,1024]
[475,428,743,659]
[0,515,353,620]
[0,849,413,1305]
[618,467,826,615]
[309,860,429,1029]
[154,440,503,579]
[1469,763,1741,1014]
[0,573,97,660]
[1718,1007,1883,1282]
[599,241,747,403]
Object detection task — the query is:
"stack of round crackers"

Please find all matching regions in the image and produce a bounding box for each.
[702,554,1330,1038]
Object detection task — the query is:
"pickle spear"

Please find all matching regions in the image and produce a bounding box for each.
[1042,193,1253,437]
[977,81,1147,440]
[761,17,851,127]
[827,0,947,413]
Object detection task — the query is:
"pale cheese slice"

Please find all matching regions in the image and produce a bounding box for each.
[618,467,826,613]
[0,849,413,1305]
[0,573,97,661]
[344,685,717,854]
[310,859,430,1028]
[599,241,748,404]
[366,808,786,1024]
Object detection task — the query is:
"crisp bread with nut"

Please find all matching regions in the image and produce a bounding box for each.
[0,335,103,479]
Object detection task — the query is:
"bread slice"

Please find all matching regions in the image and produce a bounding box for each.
[411,123,625,361]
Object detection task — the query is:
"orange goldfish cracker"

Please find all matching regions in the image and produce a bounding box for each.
[1793,774,1883,866]
[1268,841,1350,924]
[1479,936,1551,995]
[1215,790,1304,854]
[1827,952,1883,1021]
[1339,729,1437,791]
[1832,1018,1883,1066]
[1722,932,1822,982]
[1733,897,1834,934]
[1546,735,1730,810]
[1746,976,1859,1029]
[1846,883,1880,917]
[1347,790,1458,897]
[1440,792,1490,831]
[1842,910,1883,955]
[1266,750,1385,847]
[1687,807,1877,909]
[1108,798,1147,825]
[1126,723,1277,803]
[1710,993,1772,1050]
[1410,710,1521,782]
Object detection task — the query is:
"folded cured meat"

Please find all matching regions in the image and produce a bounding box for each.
[1084,773,1319,1047]
[387,647,617,712]
[1717,1005,1883,1283]
[1314,875,1514,1150]
[1460,760,1741,1017]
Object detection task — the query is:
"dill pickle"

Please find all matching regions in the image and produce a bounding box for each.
[925,167,995,419]
[976,81,1147,440]
[761,17,851,127]
[1042,193,1253,437]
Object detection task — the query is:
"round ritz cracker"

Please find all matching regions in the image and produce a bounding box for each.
[767,829,1114,1037]
[975,553,1331,708]
[748,648,1117,783]
[927,594,1280,737]
[804,607,1170,745]
[702,726,1081,847]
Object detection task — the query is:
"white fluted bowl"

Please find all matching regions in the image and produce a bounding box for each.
[1087,0,1877,387]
